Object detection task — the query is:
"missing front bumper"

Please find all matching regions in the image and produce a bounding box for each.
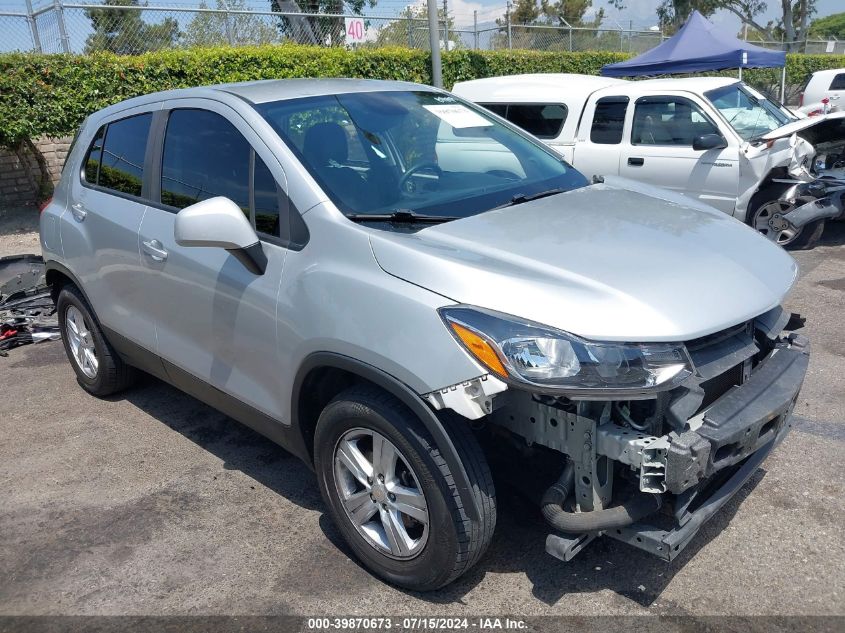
[546,337,808,563]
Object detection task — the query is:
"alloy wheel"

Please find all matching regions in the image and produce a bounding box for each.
[753,199,805,246]
[333,428,429,559]
[65,305,98,379]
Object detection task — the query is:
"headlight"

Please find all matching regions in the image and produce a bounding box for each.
[440,306,694,396]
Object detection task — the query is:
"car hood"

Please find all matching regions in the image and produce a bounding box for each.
[761,110,845,142]
[368,179,798,342]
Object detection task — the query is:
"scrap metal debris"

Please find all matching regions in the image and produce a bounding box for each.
[0,254,59,356]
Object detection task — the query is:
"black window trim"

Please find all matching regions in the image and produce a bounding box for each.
[149,106,308,252]
[478,102,569,140]
[630,94,722,147]
[78,110,156,206]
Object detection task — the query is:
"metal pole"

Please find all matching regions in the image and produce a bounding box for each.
[473,10,477,50]
[442,0,448,51]
[780,65,787,103]
[54,0,70,53]
[25,0,42,53]
[506,2,511,49]
[221,0,234,45]
[407,12,413,48]
[426,0,442,88]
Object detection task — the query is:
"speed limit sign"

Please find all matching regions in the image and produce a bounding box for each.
[345,17,366,44]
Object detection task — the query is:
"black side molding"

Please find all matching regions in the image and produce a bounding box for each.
[292,352,481,521]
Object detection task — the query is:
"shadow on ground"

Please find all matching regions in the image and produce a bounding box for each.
[23,345,767,609]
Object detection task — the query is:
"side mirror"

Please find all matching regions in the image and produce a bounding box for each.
[174,196,267,275]
[693,133,728,151]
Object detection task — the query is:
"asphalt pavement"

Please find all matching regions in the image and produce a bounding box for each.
[0,213,843,618]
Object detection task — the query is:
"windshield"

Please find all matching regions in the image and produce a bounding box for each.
[255,91,588,220]
[705,83,792,141]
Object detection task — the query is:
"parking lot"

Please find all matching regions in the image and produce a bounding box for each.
[0,209,843,618]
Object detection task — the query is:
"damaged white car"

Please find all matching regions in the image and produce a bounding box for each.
[452,74,845,248]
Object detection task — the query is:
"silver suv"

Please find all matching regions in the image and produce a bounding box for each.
[41,79,809,591]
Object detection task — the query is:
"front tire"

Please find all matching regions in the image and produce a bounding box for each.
[56,285,136,397]
[314,385,496,591]
[748,187,824,249]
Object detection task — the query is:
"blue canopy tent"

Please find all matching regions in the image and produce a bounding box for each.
[601,11,786,96]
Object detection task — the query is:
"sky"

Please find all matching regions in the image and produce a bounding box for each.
[0,0,842,52]
[446,0,844,29]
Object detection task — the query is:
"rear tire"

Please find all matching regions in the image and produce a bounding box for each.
[56,284,136,397]
[314,385,496,591]
[748,187,824,250]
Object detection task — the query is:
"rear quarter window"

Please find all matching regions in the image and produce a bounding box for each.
[479,103,568,139]
[829,73,845,91]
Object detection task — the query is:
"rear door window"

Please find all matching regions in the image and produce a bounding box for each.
[590,97,629,144]
[85,113,152,197]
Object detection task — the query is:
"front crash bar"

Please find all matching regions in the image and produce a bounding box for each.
[783,197,844,229]
[605,417,792,561]
[781,178,845,229]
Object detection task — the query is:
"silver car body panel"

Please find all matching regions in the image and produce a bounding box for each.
[369,176,797,342]
[43,78,797,420]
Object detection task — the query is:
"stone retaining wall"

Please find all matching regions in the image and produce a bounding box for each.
[0,137,73,208]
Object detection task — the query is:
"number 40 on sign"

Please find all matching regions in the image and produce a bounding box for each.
[345,17,366,44]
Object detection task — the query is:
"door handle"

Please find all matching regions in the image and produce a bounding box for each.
[70,202,87,222]
[142,239,168,262]
[627,157,645,166]
[830,95,840,100]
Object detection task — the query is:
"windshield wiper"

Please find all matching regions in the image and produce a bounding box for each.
[493,188,564,210]
[346,209,461,224]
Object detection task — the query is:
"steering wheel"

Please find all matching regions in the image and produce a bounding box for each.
[399,162,443,194]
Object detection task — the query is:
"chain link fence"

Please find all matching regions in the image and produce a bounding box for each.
[2,1,845,57]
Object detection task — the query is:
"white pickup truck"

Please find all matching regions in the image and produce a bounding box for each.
[451,74,845,248]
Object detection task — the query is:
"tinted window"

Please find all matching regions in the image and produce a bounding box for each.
[254,155,281,237]
[508,104,568,139]
[590,97,629,144]
[480,103,508,117]
[83,126,105,184]
[97,114,152,196]
[161,109,250,215]
[632,97,720,146]
[829,73,845,90]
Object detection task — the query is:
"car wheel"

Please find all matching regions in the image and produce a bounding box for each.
[314,385,496,591]
[749,192,824,250]
[57,284,136,396]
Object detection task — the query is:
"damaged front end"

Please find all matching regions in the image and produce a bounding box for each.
[746,114,845,239]
[426,307,808,563]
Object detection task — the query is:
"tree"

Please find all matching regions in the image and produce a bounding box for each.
[610,0,817,50]
[269,0,376,45]
[494,0,605,50]
[374,4,459,50]
[185,0,278,47]
[85,0,180,54]
[808,11,845,39]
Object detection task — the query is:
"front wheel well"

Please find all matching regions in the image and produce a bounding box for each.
[296,366,389,462]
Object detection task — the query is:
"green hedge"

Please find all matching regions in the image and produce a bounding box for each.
[2,45,845,146]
